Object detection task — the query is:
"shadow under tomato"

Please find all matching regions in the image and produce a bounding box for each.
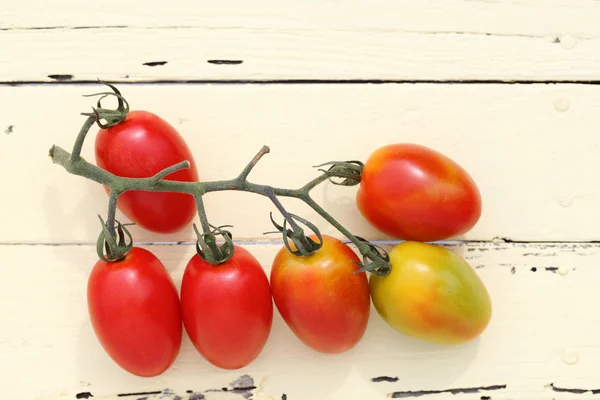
[236,310,356,399]
[352,304,482,394]
[76,319,151,389]
[145,244,197,291]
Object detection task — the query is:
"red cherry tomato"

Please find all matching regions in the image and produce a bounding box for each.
[95,110,199,234]
[270,235,371,354]
[87,247,182,377]
[180,245,273,369]
[357,143,482,242]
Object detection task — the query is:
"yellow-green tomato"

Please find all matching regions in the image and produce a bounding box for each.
[369,241,491,345]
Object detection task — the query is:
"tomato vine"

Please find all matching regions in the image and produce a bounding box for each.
[47,83,491,375]
[48,83,392,275]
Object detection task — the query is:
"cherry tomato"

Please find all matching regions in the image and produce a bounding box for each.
[369,241,491,344]
[180,245,273,369]
[270,235,371,354]
[95,110,199,234]
[87,246,182,377]
[356,143,482,242]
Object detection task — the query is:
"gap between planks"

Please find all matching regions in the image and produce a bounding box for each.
[2,239,599,246]
[0,25,566,39]
[4,79,600,86]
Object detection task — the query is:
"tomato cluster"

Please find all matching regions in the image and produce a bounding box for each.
[85,104,491,378]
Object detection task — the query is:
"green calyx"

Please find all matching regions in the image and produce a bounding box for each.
[353,236,392,276]
[193,223,235,265]
[81,82,130,129]
[267,212,324,257]
[314,160,364,186]
[96,216,133,262]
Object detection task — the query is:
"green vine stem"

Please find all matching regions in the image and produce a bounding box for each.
[48,85,392,276]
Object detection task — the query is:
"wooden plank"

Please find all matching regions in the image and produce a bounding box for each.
[2,84,599,243]
[1,26,599,82]
[2,0,600,82]
[1,241,598,400]
[4,0,599,34]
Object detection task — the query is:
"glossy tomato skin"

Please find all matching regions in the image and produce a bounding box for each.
[180,245,273,370]
[95,110,199,234]
[369,241,491,345]
[270,235,371,354]
[87,246,182,377]
[357,143,482,242]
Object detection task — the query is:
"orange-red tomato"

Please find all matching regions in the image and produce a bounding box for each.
[87,247,182,377]
[270,235,371,354]
[95,110,199,234]
[369,241,492,345]
[356,143,482,242]
[180,245,273,370]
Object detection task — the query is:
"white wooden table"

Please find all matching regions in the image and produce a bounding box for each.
[2,1,600,399]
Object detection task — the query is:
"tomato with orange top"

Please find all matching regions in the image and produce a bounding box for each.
[270,234,371,354]
[369,241,492,344]
[356,143,482,242]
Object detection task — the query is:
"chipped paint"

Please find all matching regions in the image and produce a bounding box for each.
[143,61,168,67]
[372,376,399,382]
[549,383,600,394]
[117,391,162,397]
[47,74,73,80]
[180,375,256,400]
[207,60,243,65]
[389,384,507,398]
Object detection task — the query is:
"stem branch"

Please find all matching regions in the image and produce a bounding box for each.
[237,145,270,182]
[302,195,370,255]
[267,189,302,233]
[194,195,211,235]
[50,111,389,274]
[298,174,331,193]
[151,161,190,183]
[71,116,96,162]
[106,190,119,235]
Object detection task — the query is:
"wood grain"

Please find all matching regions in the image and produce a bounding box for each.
[2,84,598,243]
[1,26,597,82]
[2,0,600,81]
[1,241,597,400]
[4,0,599,35]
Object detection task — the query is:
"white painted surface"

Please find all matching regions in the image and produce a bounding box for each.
[6,0,600,31]
[3,1,600,399]
[2,0,600,81]
[1,242,598,400]
[0,27,597,81]
[3,84,599,243]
